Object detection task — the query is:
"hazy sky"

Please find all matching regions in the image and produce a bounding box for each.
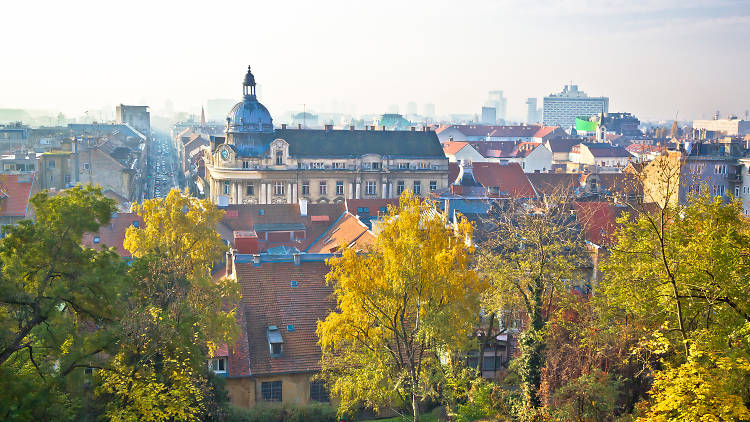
[2,0,748,122]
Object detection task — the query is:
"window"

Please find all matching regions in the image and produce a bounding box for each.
[208,357,227,374]
[398,162,409,169]
[336,181,344,196]
[397,181,405,195]
[735,186,740,197]
[275,150,283,165]
[319,182,327,195]
[371,162,380,170]
[83,162,90,170]
[483,355,496,371]
[366,181,377,196]
[48,160,55,169]
[64,174,71,183]
[261,381,282,402]
[223,181,230,194]
[311,162,324,169]
[417,162,430,169]
[429,181,437,191]
[242,161,249,169]
[332,162,345,169]
[246,184,254,196]
[302,182,310,196]
[413,181,421,195]
[274,182,285,196]
[310,380,330,402]
[271,343,282,355]
[93,236,100,244]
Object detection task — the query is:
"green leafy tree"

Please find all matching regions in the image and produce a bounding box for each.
[476,196,589,420]
[0,186,129,420]
[317,192,485,421]
[96,189,239,421]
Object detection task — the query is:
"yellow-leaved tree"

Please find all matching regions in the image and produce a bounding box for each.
[317,191,485,422]
[97,189,239,421]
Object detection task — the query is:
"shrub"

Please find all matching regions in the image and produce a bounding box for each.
[226,402,338,422]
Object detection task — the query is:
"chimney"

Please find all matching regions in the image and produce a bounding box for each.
[371,125,376,131]
[350,125,355,131]
[324,124,333,131]
[234,230,259,254]
[299,199,308,217]
[422,127,426,132]
[281,123,287,129]
[382,125,386,131]
[293,253,301,266]
[410,126,415,131]
[225,250,233,276]
[297,123,302,129]
[451,184,463,195]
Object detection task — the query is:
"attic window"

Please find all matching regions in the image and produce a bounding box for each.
[258,209,264,216]
[267,326,284,357]
[93,236,100,244]
[132,221,139,228]
[287,325,295,332]
[208,357,227,374]
[291,280,298,287]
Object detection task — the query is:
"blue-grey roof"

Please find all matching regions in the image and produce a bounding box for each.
[227,97,273,134]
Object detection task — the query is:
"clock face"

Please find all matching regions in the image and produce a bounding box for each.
[220,149,230,160]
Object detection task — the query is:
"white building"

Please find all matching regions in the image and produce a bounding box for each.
[739,158,750,215]
[693,118,750,137]
[442,141,486,164]
[543,85,608,128]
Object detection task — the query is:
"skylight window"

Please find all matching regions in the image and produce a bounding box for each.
[267,326,284,357]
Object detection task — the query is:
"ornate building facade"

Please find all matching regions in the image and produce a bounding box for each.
[204,67,449,205]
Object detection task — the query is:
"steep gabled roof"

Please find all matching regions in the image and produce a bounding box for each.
[441,141,469,156]
[468,141,518,158]
[472,162,536,198]
[234,260,334,376]
[306,212,375,253]
[0,173,36,218]
[81,212,144,257]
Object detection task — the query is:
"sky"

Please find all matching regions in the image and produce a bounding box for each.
[1,0,749,122]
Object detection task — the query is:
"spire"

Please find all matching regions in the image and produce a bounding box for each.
[200,106,206,127]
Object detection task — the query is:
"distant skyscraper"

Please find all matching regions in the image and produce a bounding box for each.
[543,85,608,127]
[481,107,496,124]
[525,98,540,124]
[406,101,417,116]
[423,103,436,119]
[486,90,507,121]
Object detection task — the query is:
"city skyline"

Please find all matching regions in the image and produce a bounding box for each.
[2,0,749,122]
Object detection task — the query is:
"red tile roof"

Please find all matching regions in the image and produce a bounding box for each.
[532,126,562,138]
[234,261,334,376]
[81,212,144,257]
[306,212,375,253]
[472,162,536,198]
[0,173,36,217]
[574,202,627,247]
[442,141,469,156]
[218,203,345,252]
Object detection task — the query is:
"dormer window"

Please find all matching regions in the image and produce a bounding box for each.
[275,150,284,165]
[208,357,227,374]
[267,326,284,357]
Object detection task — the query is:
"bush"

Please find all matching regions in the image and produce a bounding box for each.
[227,402,338,422]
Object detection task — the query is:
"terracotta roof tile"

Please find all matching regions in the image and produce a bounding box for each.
[472,162,536,198]
[441,141,469,156]
[306,212,375,253]
[81,212,144,257]
[234,261,334,377]
[0,173,36,217]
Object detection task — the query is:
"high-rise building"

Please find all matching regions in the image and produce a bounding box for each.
[405,102,417,116]
[115,104,150,136]
[525,98,539,124]
[481,107,496,124]
[486,90,507,121]
[542,85,608,128]
[423,103,436,119]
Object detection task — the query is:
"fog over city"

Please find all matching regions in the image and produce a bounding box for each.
[2,0,749,122]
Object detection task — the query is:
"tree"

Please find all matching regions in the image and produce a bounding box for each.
[0,186,130,420]
[96,189,238,421]
[476,196,589,420]
[317,192,484,421]
[601,189,750,418]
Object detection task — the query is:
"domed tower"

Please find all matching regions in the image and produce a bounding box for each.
[226,66,274,135]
